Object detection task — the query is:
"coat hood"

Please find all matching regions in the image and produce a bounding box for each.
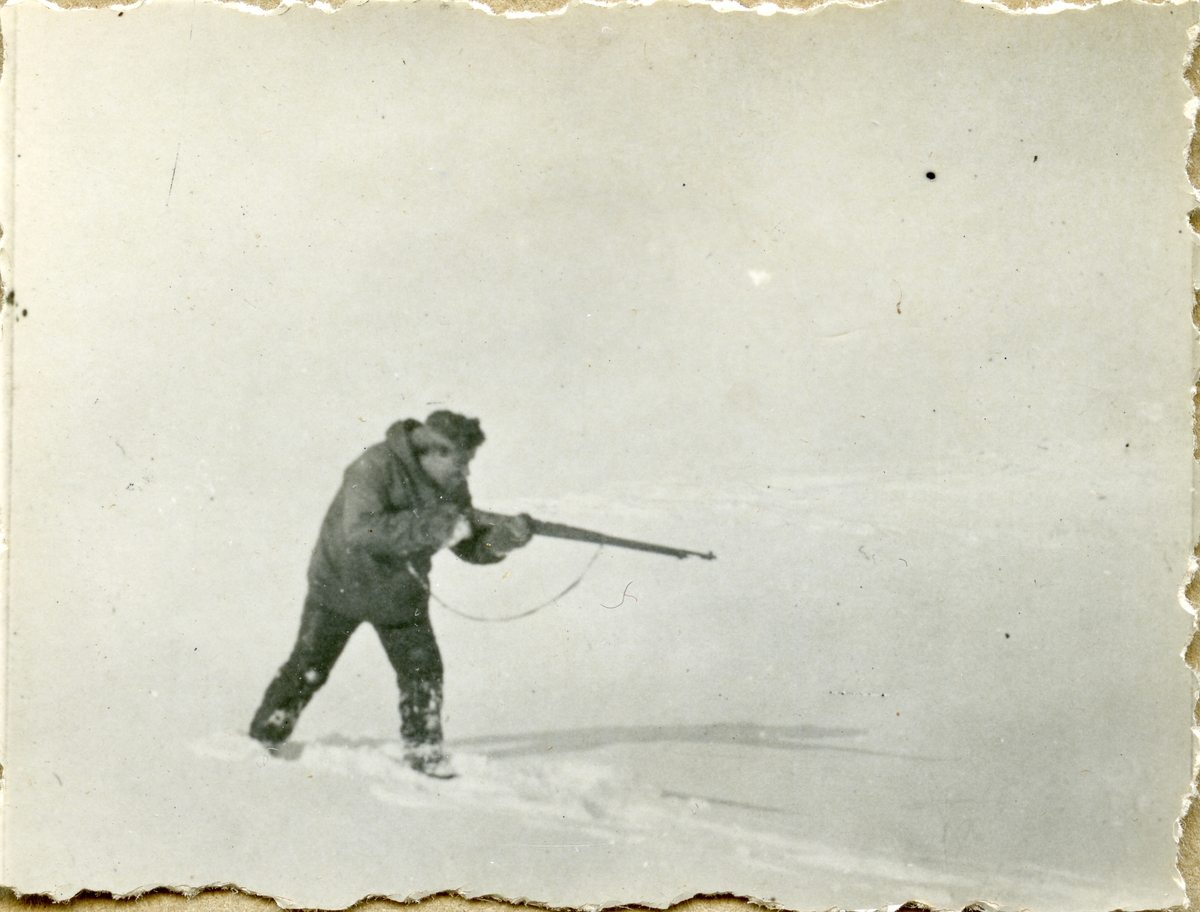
[384,419,472,509]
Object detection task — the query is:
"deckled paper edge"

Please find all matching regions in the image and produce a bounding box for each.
[0,1,1195,911]
[1179,15,1200,912]
[2,0,1194,21]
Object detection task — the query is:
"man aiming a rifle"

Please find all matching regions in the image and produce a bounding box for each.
[249,411,532,779]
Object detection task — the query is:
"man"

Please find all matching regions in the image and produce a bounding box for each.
[249,410,532,778]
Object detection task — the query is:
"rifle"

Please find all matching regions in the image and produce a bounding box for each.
[471,510,716,561]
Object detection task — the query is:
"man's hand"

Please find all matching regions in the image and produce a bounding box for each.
[421,503,471,549]
[447,515,474,547]
[484,513,534,553]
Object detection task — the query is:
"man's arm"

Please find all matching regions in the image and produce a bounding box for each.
[452,513,533,565]
[338,456,465,557]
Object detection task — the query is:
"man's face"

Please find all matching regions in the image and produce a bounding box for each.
[418,433,473,493]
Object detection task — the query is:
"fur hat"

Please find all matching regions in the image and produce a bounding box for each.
[422,410,485,452]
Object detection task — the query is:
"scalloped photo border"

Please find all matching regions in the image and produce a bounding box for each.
[0,2,1193,912]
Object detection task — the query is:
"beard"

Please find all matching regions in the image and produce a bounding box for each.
[434,477,472,508]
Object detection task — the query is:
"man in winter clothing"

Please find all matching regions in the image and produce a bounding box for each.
[249,411,531,778]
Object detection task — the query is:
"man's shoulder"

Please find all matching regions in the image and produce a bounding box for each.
[345,439,405,480]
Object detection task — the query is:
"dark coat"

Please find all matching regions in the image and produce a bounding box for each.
[307,420,503,626]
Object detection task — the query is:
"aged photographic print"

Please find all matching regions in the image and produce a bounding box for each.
[0,1,1194,910]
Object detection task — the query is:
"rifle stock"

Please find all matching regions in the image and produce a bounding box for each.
[471,510,715,561]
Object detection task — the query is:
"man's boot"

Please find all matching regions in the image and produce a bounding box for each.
[399,675,456,778]
[250,706,298,747]
[403,741,457,779]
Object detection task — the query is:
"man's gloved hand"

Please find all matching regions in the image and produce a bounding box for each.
[420,503,471,549]
[483,513,534,553]
[447,515,474,547]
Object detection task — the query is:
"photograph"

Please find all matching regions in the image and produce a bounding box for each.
[0,0,1194,909]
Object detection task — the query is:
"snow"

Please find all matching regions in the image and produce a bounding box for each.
[3,470,1190,911]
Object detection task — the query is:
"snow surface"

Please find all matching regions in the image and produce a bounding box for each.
[5,472,1189,910]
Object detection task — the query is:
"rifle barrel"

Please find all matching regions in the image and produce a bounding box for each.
[470,510,715,560]
[528,517,715,561]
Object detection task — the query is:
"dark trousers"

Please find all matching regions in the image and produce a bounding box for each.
[249,593,445,746]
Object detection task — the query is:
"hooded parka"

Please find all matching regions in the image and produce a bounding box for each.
[307,419,502,626]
